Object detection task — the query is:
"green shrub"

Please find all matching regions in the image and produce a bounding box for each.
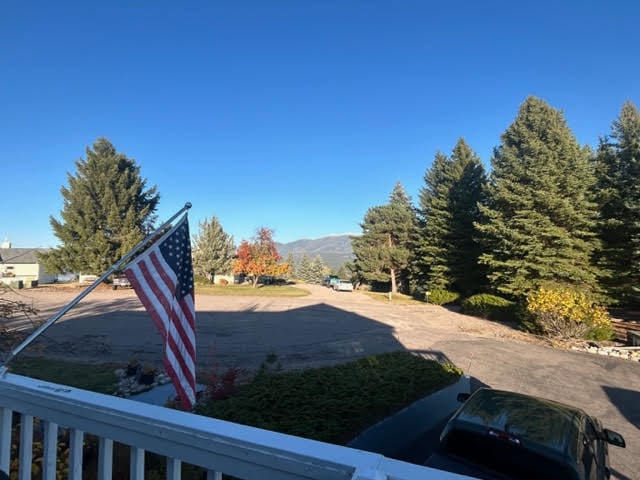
[196,351,461,445]
[426,288,460,305]
[526,287,613,341]
[461,293,516,322]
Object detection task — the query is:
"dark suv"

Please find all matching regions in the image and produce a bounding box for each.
[426,388,626,480]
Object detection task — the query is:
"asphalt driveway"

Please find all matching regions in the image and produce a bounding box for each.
[10,284,640,479]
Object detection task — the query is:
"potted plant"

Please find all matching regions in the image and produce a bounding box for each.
[126,358,140,377]
[139,365,156,385]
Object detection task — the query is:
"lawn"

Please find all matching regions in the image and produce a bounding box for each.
[195,283,310,297]
[8,356,119,394]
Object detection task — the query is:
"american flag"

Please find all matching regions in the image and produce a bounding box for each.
[124,214,196,409]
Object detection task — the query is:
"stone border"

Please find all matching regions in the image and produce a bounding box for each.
[570,344,640,362]
[347,375,470,456]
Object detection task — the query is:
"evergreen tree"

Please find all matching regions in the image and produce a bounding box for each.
[413,139,487,295]
[352,182,416,293]
[476,96,599,297]
[309,255,328,284]
[284,252,295,280]
[40,138,159,274]
[595,101,640,304]
[192,216,235,282]
[293,254,327,283]
[295,254,312,281]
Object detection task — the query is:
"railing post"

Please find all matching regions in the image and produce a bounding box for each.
[0,408,11,475]
[130,447,145,480]
[68,429,84,480]
[98,437,113,480]
[166,458,181,480]
[18,414,33,480]
[42,421,58,480]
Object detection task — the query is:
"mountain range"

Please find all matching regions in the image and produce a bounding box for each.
[276,234,355,270]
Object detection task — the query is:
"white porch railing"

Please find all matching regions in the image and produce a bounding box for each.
[0,373,472,479]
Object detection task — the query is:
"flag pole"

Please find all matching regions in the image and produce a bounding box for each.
[0,202,192,375]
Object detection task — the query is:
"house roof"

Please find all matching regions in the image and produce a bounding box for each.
[0,248,49,264]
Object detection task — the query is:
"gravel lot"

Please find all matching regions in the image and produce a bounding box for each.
[3,284,639,479]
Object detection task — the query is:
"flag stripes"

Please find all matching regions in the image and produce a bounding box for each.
[125,215,196,408]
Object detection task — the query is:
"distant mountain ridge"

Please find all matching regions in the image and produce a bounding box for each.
[276,234,355,270]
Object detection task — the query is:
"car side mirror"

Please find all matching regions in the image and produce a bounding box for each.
[457,392,471,403]
[603,429,626,448]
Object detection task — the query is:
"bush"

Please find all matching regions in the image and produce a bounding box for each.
[426,288,460,305]
[196,351,461,445]
[461,294,516,322]
[525,287,613,341]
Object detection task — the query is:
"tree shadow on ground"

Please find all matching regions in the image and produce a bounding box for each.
[602,386,640,430]
[11,299,414,373]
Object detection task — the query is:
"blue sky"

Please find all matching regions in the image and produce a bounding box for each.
[2,1,639,248]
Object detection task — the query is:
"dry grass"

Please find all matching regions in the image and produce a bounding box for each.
[362,291,424,305]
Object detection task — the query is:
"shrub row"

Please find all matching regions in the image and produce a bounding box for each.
[423,285,613,341]
[460,294,516,323]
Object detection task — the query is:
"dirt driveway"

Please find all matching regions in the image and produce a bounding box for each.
[4,284,639,479]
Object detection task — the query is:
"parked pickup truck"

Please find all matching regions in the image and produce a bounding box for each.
[426,388,626,480]
[112,274,132,290]
[333,279,354,292]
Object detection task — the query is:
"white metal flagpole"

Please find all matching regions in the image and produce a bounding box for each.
[0,202,192,376]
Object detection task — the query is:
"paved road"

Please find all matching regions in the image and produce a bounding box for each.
[10,284,640,479]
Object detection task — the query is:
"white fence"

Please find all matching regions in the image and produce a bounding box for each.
[0,372,471,479]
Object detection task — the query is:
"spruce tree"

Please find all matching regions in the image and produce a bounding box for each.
[352,182,416,293]
[595,101,640,304]
[40,138,159,274]
[414,139,486,295]
[310,255,328,284]
[295,254,312,281]
[192,216,235,282]
[476,96,599,297]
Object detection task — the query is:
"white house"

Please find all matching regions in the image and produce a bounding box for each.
[0,241,57,286]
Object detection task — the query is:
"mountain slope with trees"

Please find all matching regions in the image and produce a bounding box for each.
[277,235,354,270]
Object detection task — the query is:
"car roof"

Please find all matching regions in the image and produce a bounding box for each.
[447,389,583,462]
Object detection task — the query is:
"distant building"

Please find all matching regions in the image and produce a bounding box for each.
[0,241,57,286]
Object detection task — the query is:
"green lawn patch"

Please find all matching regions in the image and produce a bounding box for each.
[195,284,310,297]
[8,357,118,394]
[196,351,462,445]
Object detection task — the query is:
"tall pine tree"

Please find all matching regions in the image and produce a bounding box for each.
[595,101,640,305]
[476,96,599,297]
[352,182,416,293]
[40,138,159,274]
[414,139,486,295]
[192,216,235,282]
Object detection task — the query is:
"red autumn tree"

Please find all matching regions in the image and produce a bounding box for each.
[232,227,290,287]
